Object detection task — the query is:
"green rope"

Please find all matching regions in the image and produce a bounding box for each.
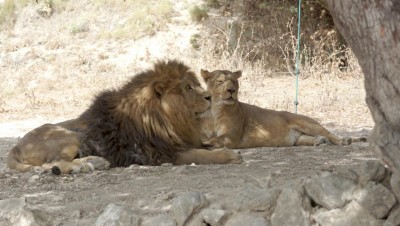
[294,0,302,113]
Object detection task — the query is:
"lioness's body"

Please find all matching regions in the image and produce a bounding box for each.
[201,69,362,148]
[6,122,107,174]
[7,61,242,174]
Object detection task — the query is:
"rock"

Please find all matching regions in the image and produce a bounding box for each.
[175,165,197,174]
[359,160,387,185]
[3,209,37,226]
[356,182,397,218]
[223,187,280,214]
[200,208,227,226]
[225,213,269,226]
[3,48,39,66]
[390,173,400,201]
[0,197,40,226]
[71,209,82,218]
[384,206,400,226]
[28,175,40,183]
[271,186,311,226]
[142,214,176,226]
[95,203,139,226]
[380,170,392,191]
[127,164,140,169]
[312,200,383,226]
[0,197,26,216]
[304,172,357,209]
[333,168,359,183]
[171,191,208,226]
[161,163,173,167]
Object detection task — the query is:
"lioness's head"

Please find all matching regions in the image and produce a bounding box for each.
[200,69,242,105]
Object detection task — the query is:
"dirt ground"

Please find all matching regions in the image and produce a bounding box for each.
[0,1,379,224]
[0,127,376,225]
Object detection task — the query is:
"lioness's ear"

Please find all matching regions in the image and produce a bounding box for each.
[233,70,242,79]
[154,81,166,95]
[200,69,212,82]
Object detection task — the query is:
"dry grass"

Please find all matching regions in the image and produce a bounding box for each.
[0,0,14,25]
[98,0,173,40]
[0,0,29,27]
[0,0,373,134]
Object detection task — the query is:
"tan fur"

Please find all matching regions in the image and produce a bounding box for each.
[6,120,110,174]
[7,61,242,174]
[201,69,366,148]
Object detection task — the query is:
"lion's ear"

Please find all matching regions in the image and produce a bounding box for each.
[233,70,242,79]
[200,69,212,82]
[154,81,166,95]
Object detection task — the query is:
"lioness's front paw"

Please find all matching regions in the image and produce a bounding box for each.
[314,136,331,146]
[204,138,225,148]
[227,149,243,164]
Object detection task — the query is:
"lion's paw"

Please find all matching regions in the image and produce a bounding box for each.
[79,163,95,173]
[341,137,352,146]
[85,156,110,171]
[314,136,331,146]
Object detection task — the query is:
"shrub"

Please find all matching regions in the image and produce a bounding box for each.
[189,5,208,22]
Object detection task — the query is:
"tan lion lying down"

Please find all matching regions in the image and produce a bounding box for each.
[200,69,366,149]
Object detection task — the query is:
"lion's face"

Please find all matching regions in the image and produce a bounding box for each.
[155,66,211,120]
[180,76,211,117]
[200,69,242,105]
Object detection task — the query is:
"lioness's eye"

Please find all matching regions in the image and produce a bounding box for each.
[217,80,223,84]
[187,85,193,91]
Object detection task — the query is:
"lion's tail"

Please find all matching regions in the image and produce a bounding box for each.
[351,136,368,143]
[7,146,35,172]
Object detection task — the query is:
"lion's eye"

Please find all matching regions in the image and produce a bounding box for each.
[217,80,223,84]
[187,85,193,91]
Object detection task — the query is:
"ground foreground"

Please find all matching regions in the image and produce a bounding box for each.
[2,127,399,226]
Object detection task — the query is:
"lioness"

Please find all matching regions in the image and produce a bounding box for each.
[7,60,242,174]
[200,69,365,148]
[7,122,110,174]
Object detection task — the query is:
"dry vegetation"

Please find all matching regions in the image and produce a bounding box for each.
[0,0,373,136]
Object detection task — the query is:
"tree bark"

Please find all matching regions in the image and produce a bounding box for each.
[325,0,400,174]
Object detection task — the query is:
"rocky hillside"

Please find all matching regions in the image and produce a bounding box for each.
[0,0,368,125]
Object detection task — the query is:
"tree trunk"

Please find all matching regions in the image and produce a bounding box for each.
[325,0,400,175]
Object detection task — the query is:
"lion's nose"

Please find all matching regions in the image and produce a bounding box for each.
[203,92,211,101]
[227,88,236,94]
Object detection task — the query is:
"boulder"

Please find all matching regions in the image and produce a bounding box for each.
[95,203,139,226]
[271,186,311,226]
[312,200,383,226]
[305,172,357,209]
[171,191,208,226]
[356,182,397,218]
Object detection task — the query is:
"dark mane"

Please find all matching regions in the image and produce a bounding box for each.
[78,60,200,167]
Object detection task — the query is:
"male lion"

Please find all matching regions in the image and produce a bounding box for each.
[200,69,366,148]
[7,60,242,174]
